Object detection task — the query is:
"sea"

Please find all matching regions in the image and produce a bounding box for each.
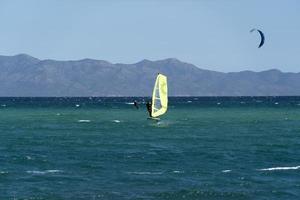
[1,96,300,200]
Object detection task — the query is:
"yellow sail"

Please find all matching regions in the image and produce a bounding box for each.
[151,73,168,118]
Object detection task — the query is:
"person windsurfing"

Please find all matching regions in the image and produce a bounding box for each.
[146,101,152,117]
[133,100,139,109]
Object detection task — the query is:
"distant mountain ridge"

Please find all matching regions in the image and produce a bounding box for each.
[0,54,299,96]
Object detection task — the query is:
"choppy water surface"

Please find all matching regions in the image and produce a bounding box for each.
[1,97,300,199]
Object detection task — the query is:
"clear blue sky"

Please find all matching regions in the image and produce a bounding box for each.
[0,0,299,72]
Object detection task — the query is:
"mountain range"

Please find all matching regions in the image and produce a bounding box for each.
[0,54,299,96]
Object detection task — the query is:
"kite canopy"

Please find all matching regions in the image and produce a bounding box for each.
[250,28,265,48]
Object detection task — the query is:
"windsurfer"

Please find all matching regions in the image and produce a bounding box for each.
[133,100,139,109]
[146,101,152,117]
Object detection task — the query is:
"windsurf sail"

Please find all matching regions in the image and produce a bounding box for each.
[151,73,168,118]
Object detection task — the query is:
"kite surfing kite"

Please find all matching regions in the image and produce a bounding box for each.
[250,28,265,48]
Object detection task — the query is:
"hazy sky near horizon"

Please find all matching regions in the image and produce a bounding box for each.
[0,0,299,72]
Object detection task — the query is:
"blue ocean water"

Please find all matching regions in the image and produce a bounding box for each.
[1,97,300,199]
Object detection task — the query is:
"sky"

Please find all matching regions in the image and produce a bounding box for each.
[0,0,299,72]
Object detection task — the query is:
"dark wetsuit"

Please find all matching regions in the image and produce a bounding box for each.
[133,100,139,109]
[146,101,152,117]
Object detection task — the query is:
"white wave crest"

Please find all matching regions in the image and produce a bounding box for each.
[257,166,300,171]
[172,170,184,174]
[25,156,32,160]
[222,170,232,173]
[78,120,91,123]
[26,170,62,174]
[126,171,163,175]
